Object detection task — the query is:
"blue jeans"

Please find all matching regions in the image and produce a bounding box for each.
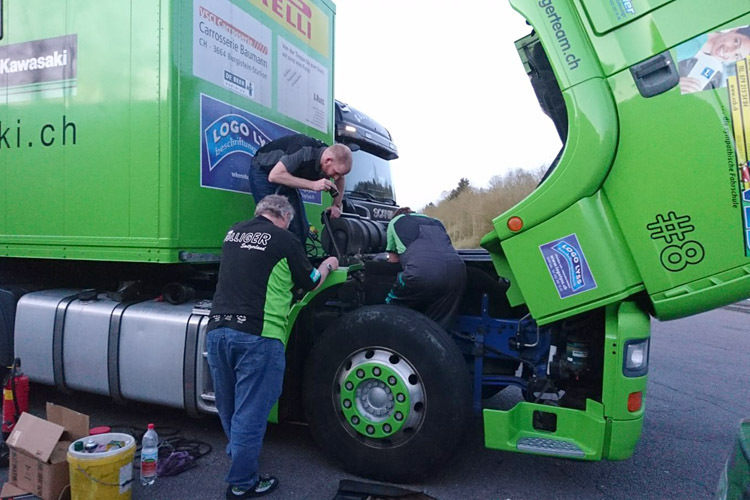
[249,166,310,245]
[205,327,285,488]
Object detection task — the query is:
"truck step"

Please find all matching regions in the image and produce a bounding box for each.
[517,437,585,458]
[200,392,216,403]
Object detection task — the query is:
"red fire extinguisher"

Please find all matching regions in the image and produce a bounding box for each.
[2,358,29,437]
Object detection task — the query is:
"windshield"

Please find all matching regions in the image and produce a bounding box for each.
[345,150,396,203]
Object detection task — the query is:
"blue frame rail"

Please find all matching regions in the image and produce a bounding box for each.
[452,295,551,412]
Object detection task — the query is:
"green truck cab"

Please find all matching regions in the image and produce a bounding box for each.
[0,0,748,483]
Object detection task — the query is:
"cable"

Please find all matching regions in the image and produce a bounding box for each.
[321,211,343,261]
[306,228,324,257]
[452,330,538,374]
[160,436,212,460]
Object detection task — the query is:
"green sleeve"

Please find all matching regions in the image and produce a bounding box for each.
[386,215,404,253]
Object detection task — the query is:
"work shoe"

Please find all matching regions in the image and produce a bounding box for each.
[226,475,279,498]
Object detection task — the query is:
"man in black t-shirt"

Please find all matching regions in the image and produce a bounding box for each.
[249,133,352,244]
[207,195,338,499]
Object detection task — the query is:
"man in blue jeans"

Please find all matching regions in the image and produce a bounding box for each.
[249,133,352,245]
[206,195,338,499]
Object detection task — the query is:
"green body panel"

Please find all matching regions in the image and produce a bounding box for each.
[580,0,675,35]
[481,75,621,313]
[602,40,750,319]
[1,0,167,260]
[269,267,349,424]
[501,192,643,324]
[484,302,648,459]
[483,0,750,322]
[599,302,648,461]
[0,0,336,263]
[579,0,750,76]
[650,263,750,319]
[484,399,607,460]
[488,78,618,242]
[600,302,648,423]
[286,267,351,344]
[510,0,603,90]
[603,418,644,461]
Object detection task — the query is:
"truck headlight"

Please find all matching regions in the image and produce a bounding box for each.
[623,338,649,377]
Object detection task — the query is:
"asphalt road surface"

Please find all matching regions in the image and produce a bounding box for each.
[1,307,748,500]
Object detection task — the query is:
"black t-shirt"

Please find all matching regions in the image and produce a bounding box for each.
[252,133,328,181]
[207,215,321,342]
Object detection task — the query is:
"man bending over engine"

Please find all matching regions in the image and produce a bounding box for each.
[384,207,466,328]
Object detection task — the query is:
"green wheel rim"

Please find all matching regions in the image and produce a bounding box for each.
[334,348,425,445]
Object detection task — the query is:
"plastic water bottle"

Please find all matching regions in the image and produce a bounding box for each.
[140,423,159,486]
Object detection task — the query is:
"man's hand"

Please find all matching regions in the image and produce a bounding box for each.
[311,178,335,192]
[323,256,339,272]
[315,256,340,289]
[326,204,342,219]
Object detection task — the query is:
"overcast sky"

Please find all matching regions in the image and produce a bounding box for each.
[333,0,562,208]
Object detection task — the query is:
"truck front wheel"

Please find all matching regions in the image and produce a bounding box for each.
[303,305,471,482]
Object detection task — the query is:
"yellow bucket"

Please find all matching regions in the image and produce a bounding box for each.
[66,433,136,500]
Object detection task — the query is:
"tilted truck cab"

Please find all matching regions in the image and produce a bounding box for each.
[477,0,750,461]
[485,0,750,324]
[0,0,749,483]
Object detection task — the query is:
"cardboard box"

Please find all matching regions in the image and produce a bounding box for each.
[0,482,35,498]
[6,404,88,500]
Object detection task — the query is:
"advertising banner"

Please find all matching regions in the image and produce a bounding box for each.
[677,24,750,255]
[200,93,323,204]
[193,0,332,134]
[0,34,77,102]
[277,35,329,133]
[193,0,272,107]
[201,94,293,194]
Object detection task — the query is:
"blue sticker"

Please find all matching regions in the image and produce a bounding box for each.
[300,189,322,205]
[200,94,294,194]
[744,189,750,202]
[539,234,597,299]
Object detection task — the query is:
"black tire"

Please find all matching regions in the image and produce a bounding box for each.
[303,305,471,482]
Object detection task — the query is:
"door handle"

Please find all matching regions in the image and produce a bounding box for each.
[630,51,680,98]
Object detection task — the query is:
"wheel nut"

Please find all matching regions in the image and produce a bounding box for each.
[351,416,360,425]
[397,393,405,403]
[395,412,403,421]
[345,381,354,391]
[366,425,375,435]
[388,376,397,385]
[373,367,381,376]
[356,369,365,379]
[343,399,351,409]
[383,424,392,433]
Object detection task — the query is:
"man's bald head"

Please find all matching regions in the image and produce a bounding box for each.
[321,144,352,179]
